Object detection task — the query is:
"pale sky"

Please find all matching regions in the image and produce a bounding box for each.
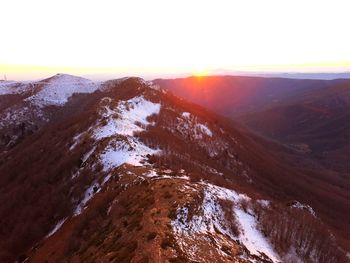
[1,0,350,80]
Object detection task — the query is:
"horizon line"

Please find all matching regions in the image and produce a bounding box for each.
[1,62,350,81]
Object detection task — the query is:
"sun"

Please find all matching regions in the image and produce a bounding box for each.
[193,66,209,77]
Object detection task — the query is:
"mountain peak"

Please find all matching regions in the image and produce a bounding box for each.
[51,73,89,80]
[25,74,99,107]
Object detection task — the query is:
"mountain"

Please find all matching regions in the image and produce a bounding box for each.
[154,76,350,175]
[257,72,350,80]
[236,80,350,174]
[220,72,350,80]
[0,75,349,263]
[153,76,350,117]
[0,74,99,152]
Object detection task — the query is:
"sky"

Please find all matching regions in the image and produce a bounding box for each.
[1,0,350,80]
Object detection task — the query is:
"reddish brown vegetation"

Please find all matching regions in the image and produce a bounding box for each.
[253,203,349,263]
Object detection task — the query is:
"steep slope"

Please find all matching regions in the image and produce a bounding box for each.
[0,77,348,263]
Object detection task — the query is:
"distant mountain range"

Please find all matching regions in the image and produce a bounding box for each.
[59,71,350,82]
[203,70,350,80]
[256,72,350,80]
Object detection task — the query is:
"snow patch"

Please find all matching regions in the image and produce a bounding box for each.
[171,182,280,262]
[74,182,100,215]
[173,189,235,237]
[82,146,96,163]
[94,96,160,138]
[144,169,190,180]
[197,123,213,137]
[234,208,281,262]
[100,138,159,171]
[69,132,85,151]
[182,112,191,118]
[206,183,249,202]
[291,201,316,217]
[154,174,190,180]
[102,174,112,185]
[46,218,67,238]
[257,199,270,208]
[172,183,244,237]
[145,170,159,178]
[74,174,113,215]
[147,81,160,90]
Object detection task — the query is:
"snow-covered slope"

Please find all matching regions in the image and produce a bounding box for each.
[172,182,281,262]
[70,95,161,173]
[94,96,160,138]
[0,74,101,151]
[26,74,99,107]
[95,96,161,170]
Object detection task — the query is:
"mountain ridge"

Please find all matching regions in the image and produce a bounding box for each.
[0,75,348,263]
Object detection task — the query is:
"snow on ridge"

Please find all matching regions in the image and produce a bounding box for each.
[26,74,99,107]
[94,96,161,139]
[70,95,161,216]
[0,81,31,95]
[94,95,161,171]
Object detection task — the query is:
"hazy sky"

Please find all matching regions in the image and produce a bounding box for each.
[1,0,350,79]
